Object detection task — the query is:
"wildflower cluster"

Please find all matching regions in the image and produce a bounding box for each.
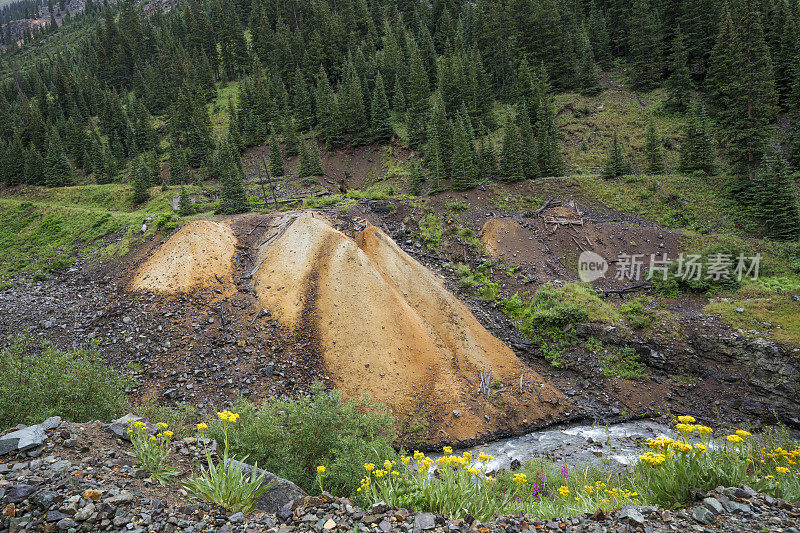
[126,420,178,485]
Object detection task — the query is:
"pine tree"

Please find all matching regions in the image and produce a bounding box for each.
[516,107,539,178]
[218,135,250,215]
[5,136,25,186]
[178,186,193,216]
[130,155,151,204]
[269,136,284,177]
[477,136,498,182]
[644,120,664,173]
[576,25,602,96]
[371,73,393,144]
[406,47,431,148]
[602,131,631,179]
[24,146,44,185]
[628,0,663,90]
[451,113,476,190]
[392,74,406,115]
[708,0,777,179]
[789,122,800,171]
[299,137,324,178]
[666,26,692,112]
[427,94,452,185]
[407,158,426,195]
[751,146,800,241]
[44,135,73,187]
[170,145,189,184]
[500,121,524,182]
[679,101,715,174]
[284,116,300,157]
[536,96,563,177]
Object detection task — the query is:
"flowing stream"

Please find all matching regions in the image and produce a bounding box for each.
[453,420,676,473]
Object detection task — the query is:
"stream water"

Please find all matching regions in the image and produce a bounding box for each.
[453,420,676,473]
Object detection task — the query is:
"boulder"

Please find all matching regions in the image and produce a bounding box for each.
[105,414,145,441]
[0,416,60,455]
[227,460,306,513]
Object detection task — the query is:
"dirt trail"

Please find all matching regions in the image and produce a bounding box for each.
[253,214,568,442]
[129,220,236,295]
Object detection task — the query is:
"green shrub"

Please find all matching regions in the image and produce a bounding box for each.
[652,238,753,295]
[620,298,655,330]
[445,200,468,213]
[0,334,128,428]
[420,213,444,249]
[155,213,181,235]
[206,382,396,499]
[600,346,647,381]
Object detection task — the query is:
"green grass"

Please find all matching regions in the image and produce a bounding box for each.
[0,184,206,274]
[208,81,241,138]
[704,294,800,348]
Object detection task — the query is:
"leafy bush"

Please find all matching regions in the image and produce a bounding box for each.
[652,238,753,296]
[620,298,655,329]
[600,346,648,381]
[0,334,128,428]
[206,383,396,499]
[155,213,181,235]
[303,194,343,208]
[448,262,500,302]
[420,212,444,249]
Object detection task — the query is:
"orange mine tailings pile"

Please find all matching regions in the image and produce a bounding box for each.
[254,214,568,443]
[130,220,237,295]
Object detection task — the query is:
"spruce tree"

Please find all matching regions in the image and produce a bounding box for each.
[131,155,151,204]
[644,120,664,173]
[24,146,44,185]
[751,146,800,241]
[371,73,393,144]
[218,136,250,215]
[576,25,602,96]
[628,0,663,90]
[666,26,692,112]
[602,131,631,179]
[678,101,715,174]
[536,96,563,177]
[451,113,476,190]
[500,121,524,182]
[392,74,406,115]
[299,137,324,178]
[44,135,73,187]
[406,47,431,148]
[5,136,24,186]
[284,116,299,157]
[407,158,426,195]
[789,122,800,171]
[269,136,284,177]
[178,186,193,216]
[170,146,189,184]
[477,136,498,182]
[516,107,539,178]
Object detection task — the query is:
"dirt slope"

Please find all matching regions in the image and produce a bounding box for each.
[129,220,236,295]
[253,214,568,442]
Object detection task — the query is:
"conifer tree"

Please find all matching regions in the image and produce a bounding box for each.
[269,136,284,177]
[789,122,800,171]
[451,113,476,190]
[178,186,193,216]
[644,120,664,173]
[628,0,663,90]
[678,101,715,174]
[284,116,300,157]
[536,96,562,177]
[227,99,245,154]
[477,136,498,182]
[170,145,189,184]
[708,0,777,179]
[44,135,73,187]
[392,74,406,116]
[406,47,431,148]
[602,131,631,179]
[130,155,151,204]
[371,73,393,144]
[576,25,602,96]
[500,120,524,182]
[5,136,24,186]
[299,137,324,178]
[751,146,800,241]
[666,26,692,112]
[24,146,44,185]
[218,135,250,215]
[407,158,426,195]
[516,107,539,178]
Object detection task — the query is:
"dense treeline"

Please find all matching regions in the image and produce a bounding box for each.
[0,0,799,238]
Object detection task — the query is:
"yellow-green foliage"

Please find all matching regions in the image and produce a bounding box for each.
[704,295,800,348]
[420,212,444,249]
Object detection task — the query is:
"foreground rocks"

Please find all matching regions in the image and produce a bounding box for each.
[1,419,799,533]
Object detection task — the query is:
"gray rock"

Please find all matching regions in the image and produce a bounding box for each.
[227,460,306,513]
[31,490,57,510]
[50,460,71,473]
[0,416,60,455]
[74,502,96,521]
[228,512,244,524]
[692,506,716,525]
[45,510,69,522]
[56,517,79,530]
[105,414,145,441]
[703,497,724,514]
[3,483,38,503]
[105,490,135,505]
[619,507,645,525]
[413,512,436,533]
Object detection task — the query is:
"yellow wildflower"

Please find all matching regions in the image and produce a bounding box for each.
[776,466,790,474]
[443,446,453,455]
[401,455,410,466]
[364,463,375,472]
[513,473,527,485]
[162,430,173,438]
[726,434,744,444]
[156,422,168,429]
[677,415,696,424]
[695,425,713,435]
[317,466,326,474]
[149,436,157,441]
[694,443,707,453]
[558,485,569,497]
[197,423,208,431]
[383,459,394,471]
[413,450,425,461]
[478,452,493,462]
[374,469,386,478]
[736,430,752,437]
